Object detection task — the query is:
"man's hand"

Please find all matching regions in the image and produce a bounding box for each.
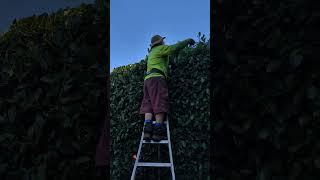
[187,38,195,45]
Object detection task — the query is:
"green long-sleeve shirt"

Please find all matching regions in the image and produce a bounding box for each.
[144,39,190,81]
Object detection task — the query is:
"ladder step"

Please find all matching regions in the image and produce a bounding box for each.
[137,162,171,167]
[152,121,167,124]
[143,140,168,144]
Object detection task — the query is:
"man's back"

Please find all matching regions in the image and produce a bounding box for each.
[145,45,170,80]
[144,39,195,80]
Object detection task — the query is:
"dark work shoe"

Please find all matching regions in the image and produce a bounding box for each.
[143,132,152,141]
[143,122,153,141]
[152,123,167,142]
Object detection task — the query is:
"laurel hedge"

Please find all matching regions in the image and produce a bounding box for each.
[212,0,319,179]
[0,4,107,180]
[110,36,210,179]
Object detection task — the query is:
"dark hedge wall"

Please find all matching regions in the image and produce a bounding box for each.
[0,4,108,180]
[213,0,319,179]
[110,37,210,179]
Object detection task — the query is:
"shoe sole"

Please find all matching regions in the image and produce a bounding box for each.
[143,133,152,141]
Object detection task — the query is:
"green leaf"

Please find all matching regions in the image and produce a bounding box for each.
[181,141,186,148]
[257,167,270,180]
[40,75,55,83]
[75,156,91,165]
[291,54,303,67]
[7,106,16,123]
[258,128,269,139]
[0,115,6,124]
[314,158,320,169]
[307,86,317,99]
[266,61,281,72]
[35,163,46,180]
[0,163,8,174]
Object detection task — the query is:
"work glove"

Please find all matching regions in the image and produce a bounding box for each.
[187,38,195,46]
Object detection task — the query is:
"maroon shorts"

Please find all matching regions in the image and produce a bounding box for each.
[139,77,169,115]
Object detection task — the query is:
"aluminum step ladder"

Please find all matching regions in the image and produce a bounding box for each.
[130,115,175,180]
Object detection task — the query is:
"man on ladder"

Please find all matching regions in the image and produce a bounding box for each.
[139,35,195,142]
[131,35,195,179]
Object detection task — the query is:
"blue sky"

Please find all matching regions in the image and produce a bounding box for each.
[110,0,210,71]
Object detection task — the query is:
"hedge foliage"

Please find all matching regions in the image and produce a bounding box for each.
[213,0,319,179]
[0,4,107,180]
[110,35,210,179]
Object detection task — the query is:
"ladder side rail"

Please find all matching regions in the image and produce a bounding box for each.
[130,128,145,180]
[167,115,176,180]
[158,144,161,180]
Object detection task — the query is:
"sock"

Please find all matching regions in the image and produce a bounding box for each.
[144,119,152,124]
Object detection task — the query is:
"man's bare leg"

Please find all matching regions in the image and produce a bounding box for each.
[155,113,165,124]
[145,113,153,121]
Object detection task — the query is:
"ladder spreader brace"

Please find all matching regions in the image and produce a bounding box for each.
[130,115,176,180]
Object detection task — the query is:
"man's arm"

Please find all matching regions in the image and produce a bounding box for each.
[160,38,195,56]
